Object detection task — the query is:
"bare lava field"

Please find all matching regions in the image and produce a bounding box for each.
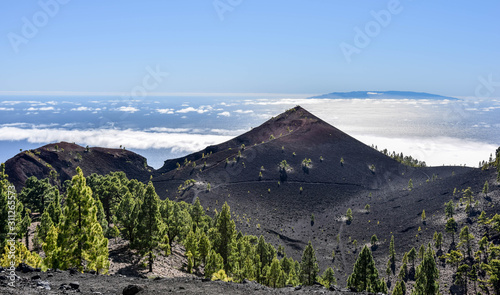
[2,106,499,294]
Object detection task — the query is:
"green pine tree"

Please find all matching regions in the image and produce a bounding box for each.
[393,280,406,295]
[483,180,489,196]
[267,257,285,288]
[300,241,319,285]
[56,167,109,273]
[347,245,385,292]
[133,182,163,272]
[389,235,396,269]
[214,202,236,272]
[319,267,336,287]
[35,210,53,247]
[42,225,59,270]
[411,245,439,295]
[184,230,199,268]
[287,266,300,286]
[205,249,224,279]
[198,231,211,265]
[445,217,457,244]
[458,226,474,259]
[115,191,138,243]
[444,200,454,218]
[46,190,62,225]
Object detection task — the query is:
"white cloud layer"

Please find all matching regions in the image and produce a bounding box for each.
[354,134,498,167]
[0,127,232,154]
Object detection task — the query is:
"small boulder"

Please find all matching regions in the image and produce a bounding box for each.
[31,274,41,280]
[69,281,80,290]
[123,284,144,295]
[37,281,51,290]
[16,263,35,273]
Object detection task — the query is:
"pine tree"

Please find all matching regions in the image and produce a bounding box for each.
[347,245,385,292]
[46,190,62,225]
[408,247,417,269]
[483,180,489,196]
[418,245,425,260]
[190,197,205,229]
[459,226,474,258]
[445,217,458,244]
[205,249,224,279]
[444,250,463,271]
[482,259,500,295]
[19,208,31,248]
[445,200,454,218]
[371,234,378,247]
[435,232,443,251]
[389,235,396,269]
[421,210,426,223]
[56,167,109,273]
[187,250,194,273]
[393,280,406,295]
[214,202,236,272]
[300,241,319,285]
[35,210,53,246]
[184,230,199,268]
[267,257,285,288]
[198,231,211,265]
[319,267,336,287]
[411,245,439,295]
[95,197,108,236]
[287,266,300,286]
[133,182,163,272]
[42,225,60,270]
[115,192,138,243]
[19,177,55,213]
[408,179,413,190]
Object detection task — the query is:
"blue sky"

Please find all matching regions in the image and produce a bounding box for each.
[1,0,499,96]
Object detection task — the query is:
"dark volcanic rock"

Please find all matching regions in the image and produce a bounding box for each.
[123,284,144,295]
[16,263,34,273]
[69,281,80,290]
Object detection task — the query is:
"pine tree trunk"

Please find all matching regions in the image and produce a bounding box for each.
[149,251,153,272]
[25,229,29,250]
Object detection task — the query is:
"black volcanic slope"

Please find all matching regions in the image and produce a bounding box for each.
[151,106,414,267]
[5,142,153,191]
[150,105,494,288]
